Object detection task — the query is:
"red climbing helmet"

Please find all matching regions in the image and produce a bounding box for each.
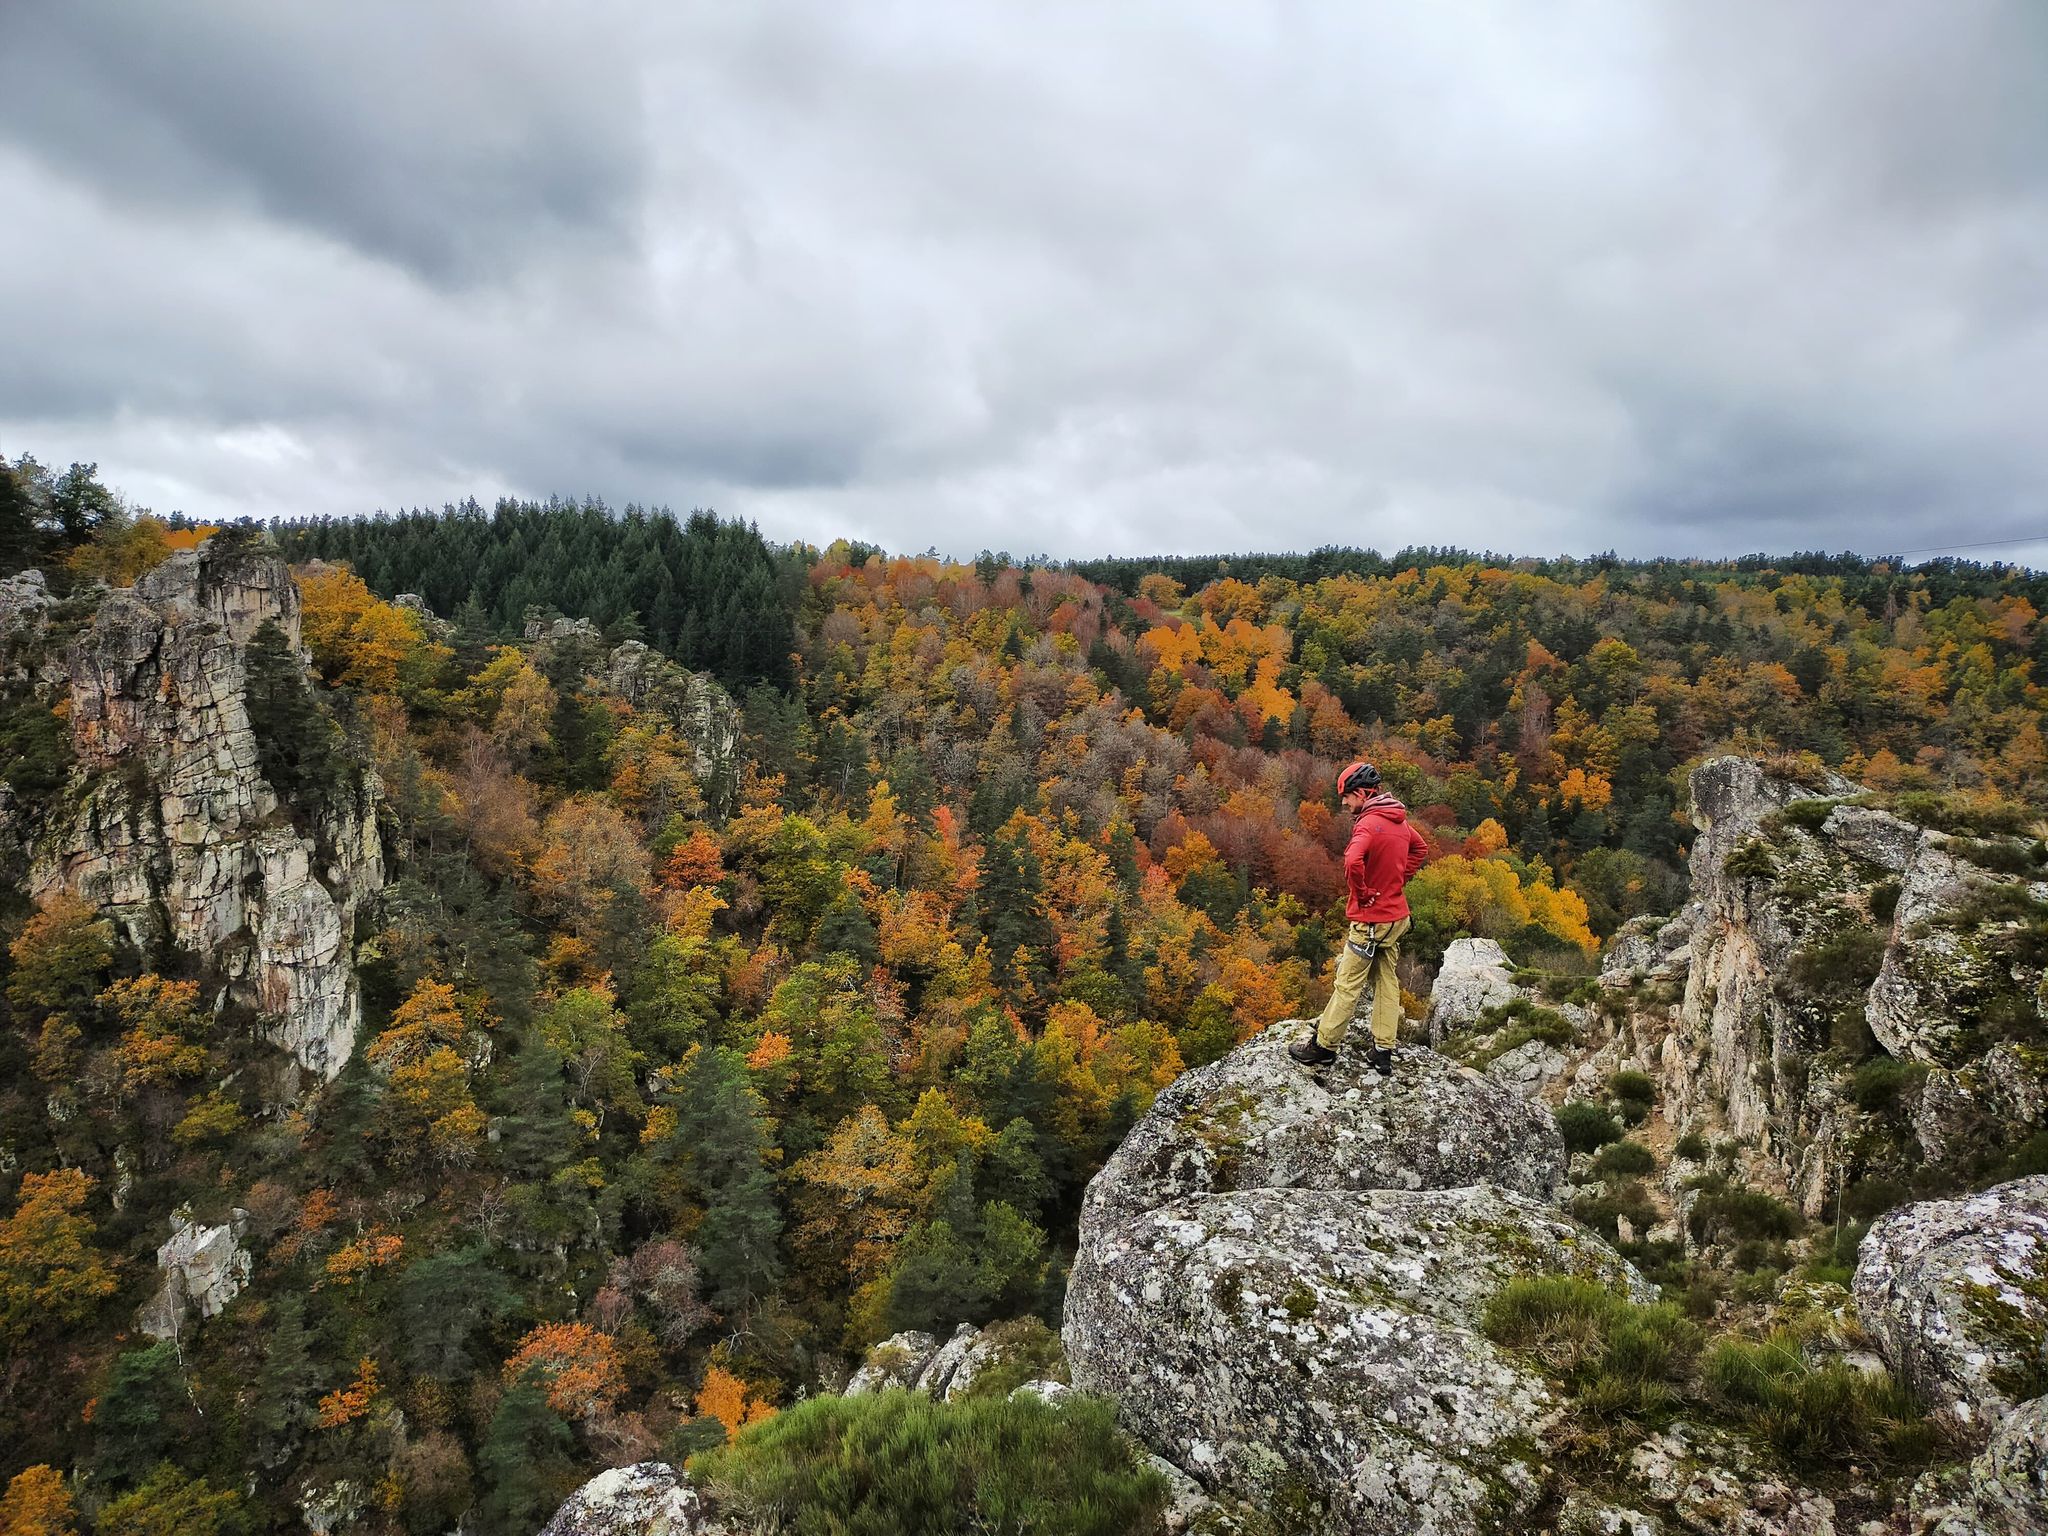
[1335,760,1381,797]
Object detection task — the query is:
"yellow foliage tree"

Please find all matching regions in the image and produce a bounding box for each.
[0,1170,117,1343]
[0,1464,77,1536]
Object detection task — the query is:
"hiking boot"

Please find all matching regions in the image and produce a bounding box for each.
[1288,1035,1337,1068]
[1366,1045,1395,1078]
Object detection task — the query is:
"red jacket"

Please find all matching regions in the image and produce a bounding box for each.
[1343,793,1429,923]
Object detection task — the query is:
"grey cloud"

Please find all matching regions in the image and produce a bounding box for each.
[2,2,2045,562]
[0,2,646,285]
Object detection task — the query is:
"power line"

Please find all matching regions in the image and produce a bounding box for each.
[1885,533,2048,559]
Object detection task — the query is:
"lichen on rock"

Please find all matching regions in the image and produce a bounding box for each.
[1854,1176,2048,1428]
[1081,1019,1567,1247]
[538,1463,726,1536]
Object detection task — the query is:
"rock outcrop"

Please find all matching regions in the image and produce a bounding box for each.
[139,1206,252,1340]
[1070,1183,1645,1534]
[599,640,742,815]
[1426,937,1595,1100]
[1854,1177,2048,1429]
[1589,757,2048,1214]
[1065,1019,1639,1534]
[538,1464,725,1536]
[1082,1020,1565,1241]
[1426,938,1521,1038]
[2,544,384,1084]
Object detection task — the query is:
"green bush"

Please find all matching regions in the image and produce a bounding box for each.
[1572,1179,1661,1244]
[1452,997,1580,1069]
[1689,1184,1801,1246]
[1672,1131,1709,1162]
[1556,1101,1623,1154]
[1843,1177,1909,1222]
[1868,880,1900,923]
[1608,1070,1656,1125]
[690,1388,1166,1536]
[1486,1280,1950,1482]
[1849,1056,1927,1116]
[0,691,71,797]
[1770,798,1841,834]
[1887,790,2032,838]
[1594,1139,1657,1179]
[1706,1329,1949,1470]
[1784,926,1887,1002]
[1723,841,1776,881]
[1949,837,2047,876]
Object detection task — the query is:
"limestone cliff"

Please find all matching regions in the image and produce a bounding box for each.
[0,542,383,1085]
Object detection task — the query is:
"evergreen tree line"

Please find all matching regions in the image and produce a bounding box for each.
[1066,544,2048,619]
[272,499,799,693]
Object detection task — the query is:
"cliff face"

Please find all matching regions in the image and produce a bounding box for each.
[4,544,383,1085]
[1603,757,2048,1215]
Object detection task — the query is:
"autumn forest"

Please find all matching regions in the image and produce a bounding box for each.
[3,456,2046,1533]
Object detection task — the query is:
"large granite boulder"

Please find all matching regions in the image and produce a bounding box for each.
[1908,1396,2048,1535]
[1854,1178,2048,1429]
[1426,938,1520,1039]
[1068,1184,1646,1535]
[539,1464,725,1536]
[1080,1020,1566,1247]
[1065,1020,1638,1534]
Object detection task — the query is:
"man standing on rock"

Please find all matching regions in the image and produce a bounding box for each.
[1291,761,1429,1075]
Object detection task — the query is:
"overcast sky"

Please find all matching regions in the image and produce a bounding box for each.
[2,3,2045,563]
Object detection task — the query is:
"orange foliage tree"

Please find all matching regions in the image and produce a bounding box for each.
[502,1322,625,1419]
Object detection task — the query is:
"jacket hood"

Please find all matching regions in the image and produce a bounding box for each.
[1357,791,1408,824]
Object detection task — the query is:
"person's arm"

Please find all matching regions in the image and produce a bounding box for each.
[1403,822,1428,881]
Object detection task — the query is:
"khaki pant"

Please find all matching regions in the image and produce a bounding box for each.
[1316,917,1411,1050]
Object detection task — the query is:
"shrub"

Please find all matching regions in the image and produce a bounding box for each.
[1849,1056,1927,1116]
[1868,880,1900,923]
[1594,1140,1657,1179]
[1572,1179,1661,1245]
[1949,837,2046,877]
[1449,997,1579,1068]
[1689,1185,1801,1246]
[1770,798,1840,835]
[1887,790,2031,838]
[1609,1070,1656,1125]
[1842,1177,1909,1222]
[0,692,71,797]
[1672,1131,1709,1162]
[1705,1329,1949,1470]
[1784,927,1887,1002]
[691,1388,1165,1536]
[2003,1131,2048,1179]
[1556,1101,1623,1154]
[1723,842,1776,881]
